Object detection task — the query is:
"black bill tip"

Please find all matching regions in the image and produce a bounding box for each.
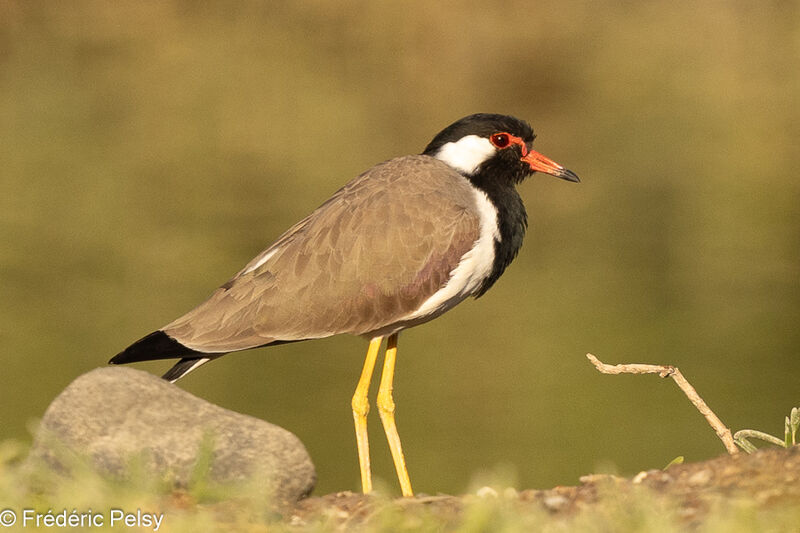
[555,168,580,183]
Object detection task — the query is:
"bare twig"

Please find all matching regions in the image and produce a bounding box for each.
[586,353,739,455]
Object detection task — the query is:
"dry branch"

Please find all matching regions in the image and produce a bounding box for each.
[586,353,739,455]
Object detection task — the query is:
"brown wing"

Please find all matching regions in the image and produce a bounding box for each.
[163,155,481,352]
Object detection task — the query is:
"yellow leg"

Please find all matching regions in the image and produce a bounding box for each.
[377,333,414,497]
[351,336,382,494]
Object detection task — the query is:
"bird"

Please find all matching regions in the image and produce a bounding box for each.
[110,113,579,498]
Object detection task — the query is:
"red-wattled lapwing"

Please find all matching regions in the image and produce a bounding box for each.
[110,113,579,497]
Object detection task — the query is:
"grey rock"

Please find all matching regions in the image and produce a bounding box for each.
[28,367,316,505]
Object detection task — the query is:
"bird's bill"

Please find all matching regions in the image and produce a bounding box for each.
[521,150,580,183]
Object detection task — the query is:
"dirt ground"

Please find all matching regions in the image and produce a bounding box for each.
[288,446,800,529]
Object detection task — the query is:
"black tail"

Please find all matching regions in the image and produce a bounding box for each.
[109,330,203,365]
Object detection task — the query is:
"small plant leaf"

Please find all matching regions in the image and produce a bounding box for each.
[733,436,758,454]
[663,456,684,469]
[733,429,786,453]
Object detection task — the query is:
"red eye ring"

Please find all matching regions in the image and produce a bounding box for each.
[490,133,510,148]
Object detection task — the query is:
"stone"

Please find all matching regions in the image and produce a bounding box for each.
[687,468,712,487]
[542,494,569,512]
[28,367,316,506]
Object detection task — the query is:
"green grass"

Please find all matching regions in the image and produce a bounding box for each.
[3,439,800,532]
[734,407,800,453]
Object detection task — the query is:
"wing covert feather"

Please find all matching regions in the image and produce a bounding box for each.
[165,155,481,352]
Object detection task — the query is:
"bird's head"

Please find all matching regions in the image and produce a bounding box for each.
[423,113,580,186]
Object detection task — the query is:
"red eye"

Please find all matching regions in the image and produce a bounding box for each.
[490,133,510,148]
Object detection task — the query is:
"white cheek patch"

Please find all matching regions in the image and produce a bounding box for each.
[434,135,496,175]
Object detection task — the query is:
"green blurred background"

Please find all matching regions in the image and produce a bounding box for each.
[2,1,798,496]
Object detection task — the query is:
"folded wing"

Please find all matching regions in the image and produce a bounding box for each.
[164,155,482,352]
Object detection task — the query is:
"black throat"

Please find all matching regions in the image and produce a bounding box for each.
[467,171,528,297]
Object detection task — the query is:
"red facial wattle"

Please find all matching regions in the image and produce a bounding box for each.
[490,131,580,183]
